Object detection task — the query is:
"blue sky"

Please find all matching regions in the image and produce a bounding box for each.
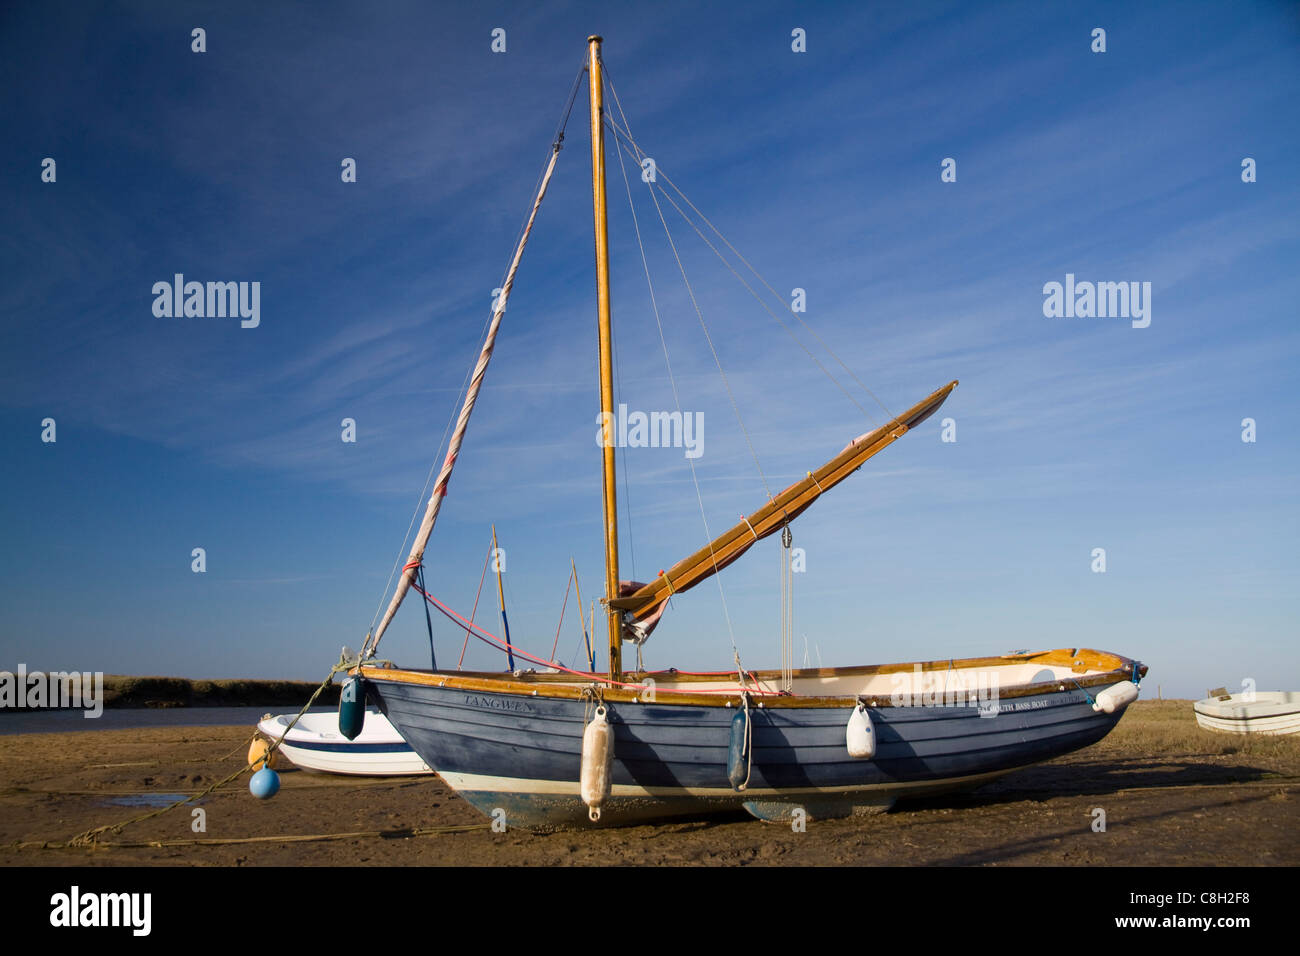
[1,1,1296,698]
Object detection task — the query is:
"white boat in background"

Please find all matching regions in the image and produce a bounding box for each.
[1193,691,1300,736]
[257,709,433,776]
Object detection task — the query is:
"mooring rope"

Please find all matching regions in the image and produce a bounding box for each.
[17,823,488,852]
[218,731,258,762]
[63,653,360,847]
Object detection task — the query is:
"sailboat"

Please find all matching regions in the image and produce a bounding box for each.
[351,36,1147,829]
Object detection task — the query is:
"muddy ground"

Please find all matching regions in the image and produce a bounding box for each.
[0,701,1295,866]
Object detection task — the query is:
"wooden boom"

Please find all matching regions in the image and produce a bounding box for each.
[609,380,958,626]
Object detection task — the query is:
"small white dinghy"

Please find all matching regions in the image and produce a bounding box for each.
[1193,690,1300,736]
[256,709,433,776]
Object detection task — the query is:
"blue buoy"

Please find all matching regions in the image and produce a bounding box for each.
[339,675,366,741]
[727,706,750,791]
[249,767,280,799]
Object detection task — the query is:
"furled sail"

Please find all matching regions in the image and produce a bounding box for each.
[610,380,957,639]
[363,144,563,659]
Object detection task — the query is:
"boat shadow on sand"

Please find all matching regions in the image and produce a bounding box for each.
[894,753,1287,811]
[447,756,1289,837]
[916,787,1287,866]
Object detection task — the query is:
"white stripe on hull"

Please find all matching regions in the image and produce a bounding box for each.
[439,766,1016,800]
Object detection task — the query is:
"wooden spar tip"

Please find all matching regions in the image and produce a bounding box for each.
[607,378,961,620]
[587,35,603,43]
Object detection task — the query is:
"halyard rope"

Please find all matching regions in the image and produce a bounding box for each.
[598,80,897,423]
[604,70,750,672]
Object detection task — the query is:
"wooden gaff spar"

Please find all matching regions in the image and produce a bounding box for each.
[354,36,1147,830]
[611,380,957,642]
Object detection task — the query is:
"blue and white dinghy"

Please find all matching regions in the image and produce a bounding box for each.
[256,709,432,777]
[341,36,1148,830]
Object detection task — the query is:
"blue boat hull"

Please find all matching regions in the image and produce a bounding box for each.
[364,675,1128,829]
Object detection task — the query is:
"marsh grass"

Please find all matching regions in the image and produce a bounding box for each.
[1102,699,1300,762]
[100,675,339,708]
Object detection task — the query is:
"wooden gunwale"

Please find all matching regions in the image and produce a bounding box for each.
[360,648,1143,710]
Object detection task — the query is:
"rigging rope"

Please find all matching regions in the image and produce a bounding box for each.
[602,71,917,688]
[418,565,437,670]
[606,105,774,504]
[598,90,897,423]
[604,71,746,668]
[456,540,493,670]
[781,526,793,692]
[368,343,483,639]
[611,274,637,581]
[611,133,881,426]
[366,64,587,654]
[572,560,595,671]
[412,581,780,695]
[550,565,574,662]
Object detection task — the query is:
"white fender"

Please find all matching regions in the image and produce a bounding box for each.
[580,705,614,820]
[1092,681,1140,714]
[846,703,876,758]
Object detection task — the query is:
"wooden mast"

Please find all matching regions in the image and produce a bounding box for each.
[588,35,622,680]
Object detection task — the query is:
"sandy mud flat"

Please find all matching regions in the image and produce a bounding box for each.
[0,701,1295,866]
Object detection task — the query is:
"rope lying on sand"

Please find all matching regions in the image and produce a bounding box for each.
[60,654,359,848]
[9,780,1294,852]
[15,822,488,851]
[3,776,423,797]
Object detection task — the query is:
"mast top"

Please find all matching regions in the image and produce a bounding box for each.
[587,35,603,44]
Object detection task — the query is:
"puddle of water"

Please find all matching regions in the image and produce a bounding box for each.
[101,792,199,808]
[1,706,333,736]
